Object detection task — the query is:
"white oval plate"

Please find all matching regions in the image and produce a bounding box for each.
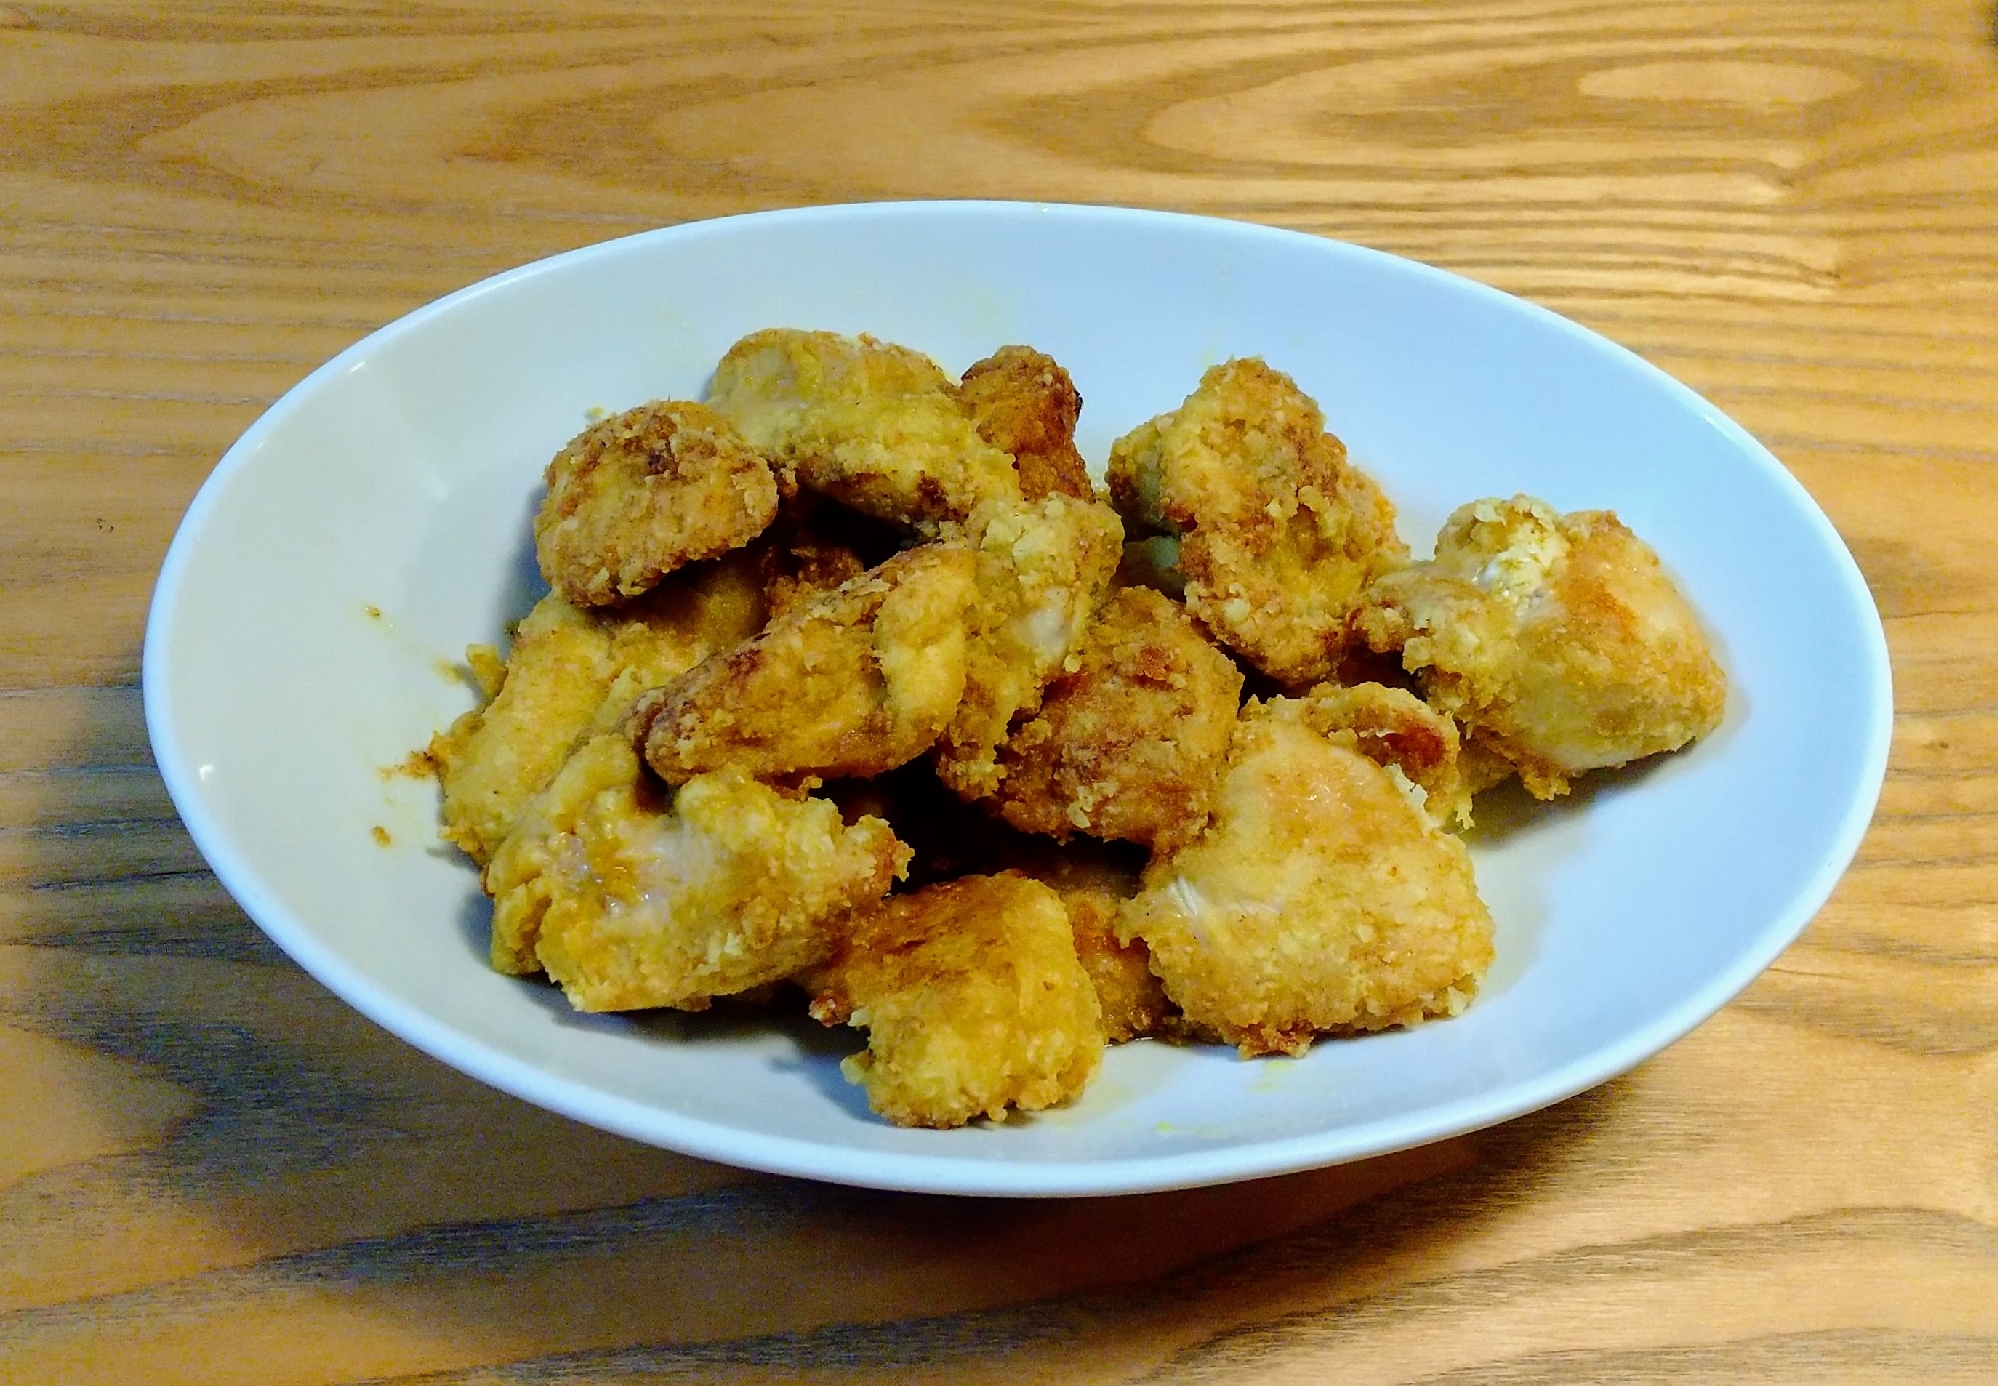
[144,203,1891,1196]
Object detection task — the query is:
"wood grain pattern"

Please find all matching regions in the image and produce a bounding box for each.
[3,0,1995,1381]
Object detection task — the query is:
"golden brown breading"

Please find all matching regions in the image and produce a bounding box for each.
[1349,496,1727,799]
[431,552,769,865]
[1063,880,1178,1046]
[486,732,907,1007]
[432,593,611,867]
[1294,681,1472,830]
[1120,697,1494,1056]
[1106,358,1406,687]
[805,872,1104,1127]
[932,494,1125,799]
[998,839,1182,1044]
[636,542,978,785]
[708,328,1021,526]
[596,550,772,733]
[990,586,1243,850]
[958,345,1095,502]
[534,400,780,607]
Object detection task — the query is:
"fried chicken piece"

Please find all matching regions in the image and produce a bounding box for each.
[636,542,978,785]
[829,774,1178,1046]
[595,551,772,733]
[1059,876,1178,1046]
[486,732,907,1005]
[932,493,1125,798]
[999,839,1183,1044]
[990,586,1243,850]
[958,346,1094,502]
[430,552,769,864]
[1295,681,1472,830]
[708,328,1021,527]
[534,401,780,607]
[432,593,612,867]
[1350,496,1727,799]
[1120,697,1494,1057]
[1107,358,1406,687]
[805,872,1104,1127]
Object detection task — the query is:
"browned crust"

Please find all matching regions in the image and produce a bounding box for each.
[990,586,1244,850]
[534,400,780,607]
[959,345,1094,502]
[633,542,978,785]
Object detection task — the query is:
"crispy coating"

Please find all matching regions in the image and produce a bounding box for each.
[1121,697,1494,1056]
[708,328,1021,526]
[1295,681,1472,830]
[431,593,611,867]
[958,346,1095,502]
[486,732,907,1006]
[1350,496,1727,798]
[805,872,1104,1127]
[823,756,1184,1045]
[826,769,1188,1043]
[1000,839,1182,1044]
[991,586,1243,850]
[933,494,1125,799]
[534,400,780,607]
[430,553,768,864]
[636,542,979,785]
[1106,358,1406,687]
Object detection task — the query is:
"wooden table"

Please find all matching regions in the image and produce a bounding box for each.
[5,2,1994,1381]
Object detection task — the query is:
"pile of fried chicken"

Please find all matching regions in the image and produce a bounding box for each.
[427,329,1727,1130]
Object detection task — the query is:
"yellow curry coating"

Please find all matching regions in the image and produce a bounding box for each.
[635,541,978,785]
[1107,357,1406,687]
[991,586,1243,851]
[806,872,1105,1128]
[1121,696,1494,1057]
[708,328,1021,527]
[486,732,907,1009]
[1350,495,1727,799]
[430,551,768,865]
[534,400,781,608]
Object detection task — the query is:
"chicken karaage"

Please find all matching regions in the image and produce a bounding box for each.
[635,541,978,785]
[805,871,1104,1127]
[535,400,781,608]
[431,550,768,864]
[1107,358,1406,687]
[958,345,1095,503]
[1120,695,1494,1056]
[487,731,907,1009]
[1350,495,1726,798]
[931,493,1124,798]
[707,328,1021,527]
[989,585,1243,850]
[997,839,1185,1045]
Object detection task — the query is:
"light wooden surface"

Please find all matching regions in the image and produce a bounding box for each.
[4,1,1996,1381]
